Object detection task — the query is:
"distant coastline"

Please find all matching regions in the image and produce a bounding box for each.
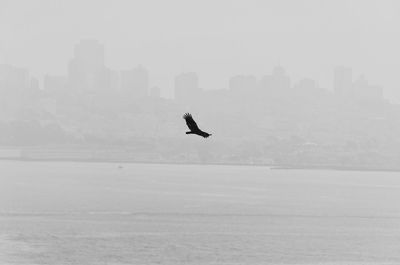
[1,154,400,173]
[273,164,400,173]
[0,156,272,168]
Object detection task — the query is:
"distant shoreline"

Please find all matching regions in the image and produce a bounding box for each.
[273,165,400,173]
[1,157,400,172]
[0,157,273,168]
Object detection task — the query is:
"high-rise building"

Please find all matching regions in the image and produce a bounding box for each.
[44,75,67,95]
[271,66,291,91]
[29,77,40,97]
[295,78,316,90]
[120,65,149,99]
[0,64,30,113]
[174,72,201,103]
[150,86,161,98]
[68,39,106,92]
[74,40,105,68]
[293,78,324,99]
[353,75,383,102]
[0,64,29,92]
[259,66,291,94]
[333,66,353,97]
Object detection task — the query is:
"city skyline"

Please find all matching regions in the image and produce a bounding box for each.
[0,39,387,103]
[0,1,395,169]
[1,0,400,100]
[2,2,400,264]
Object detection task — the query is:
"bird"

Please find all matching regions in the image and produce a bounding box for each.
[183,113,212,138]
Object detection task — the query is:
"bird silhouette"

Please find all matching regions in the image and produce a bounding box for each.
[183,113,212,138]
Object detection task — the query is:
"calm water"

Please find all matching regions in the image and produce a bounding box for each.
[1,161,400,264]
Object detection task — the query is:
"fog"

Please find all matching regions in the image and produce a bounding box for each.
[1,0,400,170]
[3,2,400,263]
[1,0,400,99]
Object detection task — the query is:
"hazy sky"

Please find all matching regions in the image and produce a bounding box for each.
[1,0,399,100]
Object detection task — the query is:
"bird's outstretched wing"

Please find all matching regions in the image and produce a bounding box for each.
[183,113,200,131]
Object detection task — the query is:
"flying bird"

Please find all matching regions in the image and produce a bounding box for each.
[183,113,212,138]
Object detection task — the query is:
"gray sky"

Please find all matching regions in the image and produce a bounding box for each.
[1,0,399,100]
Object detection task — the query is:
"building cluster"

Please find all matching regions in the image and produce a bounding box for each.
[45,39,160,105]
[0,40,398,168]
[0,64,38,116]
[175,65,384,106]
[333,66,383,103]
[0,39,162,119]
[0,39,386,120]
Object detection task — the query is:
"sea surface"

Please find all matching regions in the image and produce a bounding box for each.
[1,161,400,264]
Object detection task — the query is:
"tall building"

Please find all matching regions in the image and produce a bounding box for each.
[120,65,149,99]
[174,72,201,103]
[293,78,324,100]
[29,77,40,97]
[271,66,291,91]
[295,78,317,91]
[150,86,161,98]
[44,75,67,95]
[0,64,30,113]
[295,78,316,90]
[333,66,353,97]
[259,66,291,94]
[353,75,383,102]
[0,64,29,92]
[68,39,106,92]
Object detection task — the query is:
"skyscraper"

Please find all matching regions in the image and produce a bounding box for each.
[68,39,106,92]
[174,72,201,103]
[44,75,67,95]
[0,64,30,113]
[333,66,353,98]
[259,66,291,96]
[150,86,161,98]
[353,75,383,103]
[0,64,29,92]
[271,66,291,91]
